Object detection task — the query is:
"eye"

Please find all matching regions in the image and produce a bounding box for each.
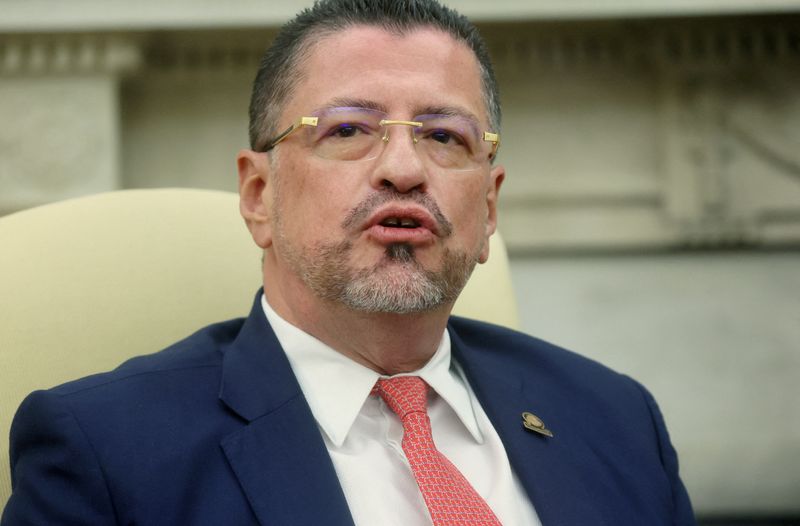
[330,123,362,138]
[430,130,452,144]
[425,128,466,147]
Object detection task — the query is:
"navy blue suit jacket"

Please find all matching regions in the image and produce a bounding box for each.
[2,294,694,525]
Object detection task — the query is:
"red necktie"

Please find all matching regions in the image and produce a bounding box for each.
[373,376,502,526]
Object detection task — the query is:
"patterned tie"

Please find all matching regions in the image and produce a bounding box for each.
[372,376,502,526]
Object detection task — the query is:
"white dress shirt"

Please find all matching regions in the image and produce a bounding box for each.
[261,295,541,526]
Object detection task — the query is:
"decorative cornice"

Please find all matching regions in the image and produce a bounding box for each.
[0,35,142,76]
[655,22,800,67]
[144,39,266,74]
[487,17,800,71]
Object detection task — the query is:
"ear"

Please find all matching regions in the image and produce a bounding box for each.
[237,149,274,249]
[478,164,505,264]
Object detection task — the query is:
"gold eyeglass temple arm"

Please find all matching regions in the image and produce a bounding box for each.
[483,131,500,157]
[264,116,319,150]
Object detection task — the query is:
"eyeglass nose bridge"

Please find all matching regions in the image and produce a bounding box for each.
[378,119,423,145]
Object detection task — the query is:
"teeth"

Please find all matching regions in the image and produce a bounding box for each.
[380,217,419,228]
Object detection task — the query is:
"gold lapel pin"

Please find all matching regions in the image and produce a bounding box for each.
[521,411,554,438]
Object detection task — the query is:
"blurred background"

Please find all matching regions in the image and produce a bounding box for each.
[1,0,799,523]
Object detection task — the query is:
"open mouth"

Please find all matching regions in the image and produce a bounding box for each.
[366,206,439,244]
[379,217,421,229]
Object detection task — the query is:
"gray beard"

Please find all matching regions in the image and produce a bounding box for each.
[269,174,480,314]
[280,237,478,314]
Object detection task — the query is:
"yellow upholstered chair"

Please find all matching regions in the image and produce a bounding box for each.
[0,188,518,506]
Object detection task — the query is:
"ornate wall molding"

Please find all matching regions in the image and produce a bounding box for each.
[141,32,269,76]
[0,35,141,76]
[0,35,142,214]
[0,76,121,213]
[486,18,800,71]
[482,17,800,252]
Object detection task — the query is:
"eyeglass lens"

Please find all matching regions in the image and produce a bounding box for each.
[306,107,490,170]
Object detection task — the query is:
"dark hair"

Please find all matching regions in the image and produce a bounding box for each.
[248,0,500,151]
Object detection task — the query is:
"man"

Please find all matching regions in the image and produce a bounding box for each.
[2,0,694,524]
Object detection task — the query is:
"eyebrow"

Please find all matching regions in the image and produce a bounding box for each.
[320,97,389,113]
[416,105,481,127]
[316,99,483,128]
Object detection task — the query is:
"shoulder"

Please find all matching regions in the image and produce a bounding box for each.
[448,315,626,386]
[447,321,695,522]
[448,315,575,356]
[4,317,254,522]
[11,317,250,452]
[10,316,251,472]
[447,315,660,432]
[48,316,246,399]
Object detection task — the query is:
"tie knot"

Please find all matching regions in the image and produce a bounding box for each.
[373,376,429,420]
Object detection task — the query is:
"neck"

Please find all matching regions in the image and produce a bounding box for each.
[263,270,451,376]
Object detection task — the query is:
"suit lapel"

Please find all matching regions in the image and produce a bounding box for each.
[220,397,354,526]
[450,322,609,526]
[218,294,354,526]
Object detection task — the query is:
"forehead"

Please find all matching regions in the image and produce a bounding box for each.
[283,25,487,125]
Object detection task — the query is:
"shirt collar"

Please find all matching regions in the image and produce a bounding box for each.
[260,294,484,446]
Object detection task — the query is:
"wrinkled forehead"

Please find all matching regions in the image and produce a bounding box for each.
[282,25,488,127]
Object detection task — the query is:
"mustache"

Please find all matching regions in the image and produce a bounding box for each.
[341,190,453,237]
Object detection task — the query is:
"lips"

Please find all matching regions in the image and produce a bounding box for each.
[365,205,440,244]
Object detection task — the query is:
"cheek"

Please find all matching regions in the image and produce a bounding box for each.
[444,179,490,235]
[274,159,358,240]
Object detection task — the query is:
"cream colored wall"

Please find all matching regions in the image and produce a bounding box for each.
[122,72,251,191]
[1,4,799,516]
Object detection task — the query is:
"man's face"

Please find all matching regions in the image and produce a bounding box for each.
[245,26,504,314]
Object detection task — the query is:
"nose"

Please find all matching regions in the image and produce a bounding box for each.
[368,125,429,194]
